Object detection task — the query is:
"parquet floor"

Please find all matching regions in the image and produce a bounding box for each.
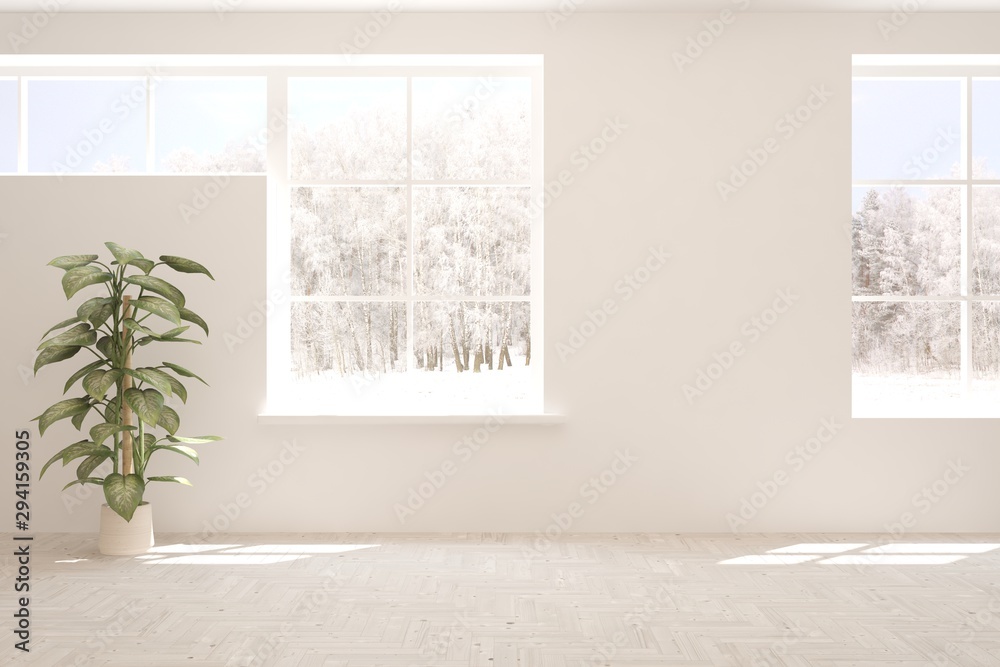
[5,533,1000,666]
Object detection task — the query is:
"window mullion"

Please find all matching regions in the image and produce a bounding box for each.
[17,75,25,174]
[406,76,415,375]
[146,74,155,173]
[962,76,972,395]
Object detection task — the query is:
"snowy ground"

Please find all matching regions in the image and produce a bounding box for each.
[853,373,1000,418]
[271,355,540,415]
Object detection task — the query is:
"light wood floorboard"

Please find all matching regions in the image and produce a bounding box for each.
[2,533,999,666]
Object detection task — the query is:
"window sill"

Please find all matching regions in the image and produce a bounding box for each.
[257,413,566,426]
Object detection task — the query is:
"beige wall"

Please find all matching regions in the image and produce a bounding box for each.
[3,10,999,533]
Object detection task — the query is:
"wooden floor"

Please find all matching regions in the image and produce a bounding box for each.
[6,533,1000,666]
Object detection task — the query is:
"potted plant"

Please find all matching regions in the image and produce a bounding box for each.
[33,242,220,555]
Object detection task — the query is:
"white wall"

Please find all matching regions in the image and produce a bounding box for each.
[3,10,1000,534]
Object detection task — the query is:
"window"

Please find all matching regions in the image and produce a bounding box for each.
[852,55,1000,417]
[153,77,267,173]
[1,55,543,418]
[0,78,17,173]
[272,62,543,416]
[16,73,267,174]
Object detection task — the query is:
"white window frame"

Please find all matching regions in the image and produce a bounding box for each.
[268,59,545,419]
[0,54,554,422]
[852,54,1000,418]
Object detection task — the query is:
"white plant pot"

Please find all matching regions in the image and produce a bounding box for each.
[99,502,154,556]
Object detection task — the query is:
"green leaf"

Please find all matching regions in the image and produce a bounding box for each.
[95,336,113,359]
[128,367,175,397]
[122,318,161,339]
[89,423,136,446]
[63,359,108,394]
[103,473,145,522]
[157,406,180,435]
[125,275,185,308]
[77,297,115,329]
[41,316,81,340]
[162,374,187,403]
[34,345,81,375]
[124,388,164,427]
[150,444,199,465]
[146,337,201,345]
[128,258,156,274]
[38,323,96,351]
[167,435,222,444]
[105,242,144,265]
[63,477,104,491]
[48,254,99,270]
[70,410,87,431]
[147,476,192,486]
[132,296,181,326]
[178,307,209,336]
[159,326,191,339]
[62,266,113,299]
[159,255,214,280]
[33,397,90,436]
[76,296,112,320]
[40,440,103,478]
[161,362,208,386]
[77,451,113,479]
[82,368,123,401]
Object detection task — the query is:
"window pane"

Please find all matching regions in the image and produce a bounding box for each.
[27,79,146,173]
[851,186,961,296]
[290,187,406,297]
[292,302,405,380]
[413,187,531,297]
[289,77,406,180]
[414,301,531,375]
[973,186,1000,295]
[154,77,266,173]
[852,79,962,180]
[413,77,531,180]
[973,79,1000,179]
[0,80,17,172]
[973,301,1000,381]
[853,301,961,410]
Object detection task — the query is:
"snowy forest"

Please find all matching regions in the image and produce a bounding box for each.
[287,77,533,381]
[852,169,1000,380]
